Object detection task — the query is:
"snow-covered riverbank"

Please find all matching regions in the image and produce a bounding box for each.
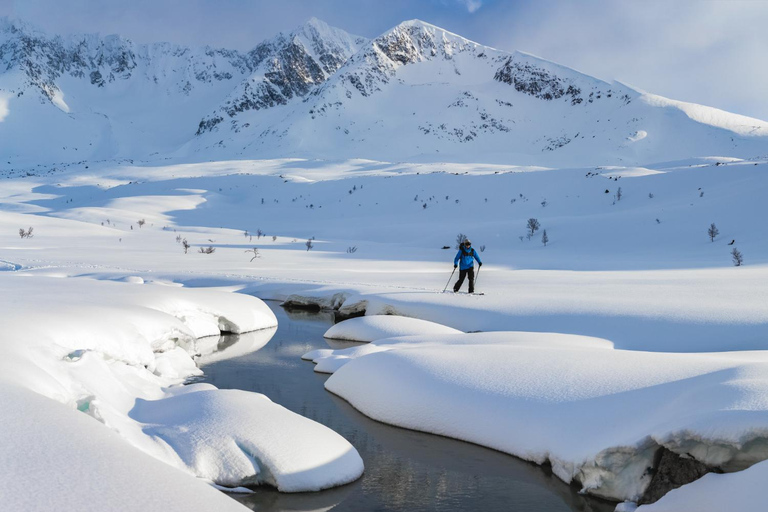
[0,272,363,510]
[304,317,768,506]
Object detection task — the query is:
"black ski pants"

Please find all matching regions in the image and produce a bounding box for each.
[453,266,475,293]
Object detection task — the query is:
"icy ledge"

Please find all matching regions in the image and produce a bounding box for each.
[305,318,768,504]
[0,274,363,510]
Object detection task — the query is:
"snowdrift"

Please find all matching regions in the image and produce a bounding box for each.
[0,273,363,507]
[323,315,462,342]
[307,328,768,503]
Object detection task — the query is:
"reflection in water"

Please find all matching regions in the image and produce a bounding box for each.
[195,328,277,366]
[201,301,615,512]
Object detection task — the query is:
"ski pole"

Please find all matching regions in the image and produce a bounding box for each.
[443,267,457,292]
[474,266,480,289]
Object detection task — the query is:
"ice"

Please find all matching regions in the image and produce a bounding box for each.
[323,315,462,342]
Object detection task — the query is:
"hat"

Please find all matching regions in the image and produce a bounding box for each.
[464,239,472,245]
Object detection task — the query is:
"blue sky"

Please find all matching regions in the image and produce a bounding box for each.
[2,0,767,121]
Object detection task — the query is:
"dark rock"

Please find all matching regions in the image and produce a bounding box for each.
[638,447,720,505]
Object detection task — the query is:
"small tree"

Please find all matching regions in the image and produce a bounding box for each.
[256,229,264,239]
[305,239,314,251]
[199,246,216,254]
[731,248,743,266]
[526,218,540,237]
[19,227,33,238]
[137,219,146,228]
[246,248,260,261]
[455,233,468,249]
[616,187,622,201]
[708,223,719,242]
[541,230,549,246]
[182,239,190,254]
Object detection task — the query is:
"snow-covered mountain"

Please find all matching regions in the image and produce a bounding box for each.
[1,17,767,166]
[0,17,364,163]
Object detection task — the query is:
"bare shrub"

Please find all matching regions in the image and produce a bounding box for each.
[732,248,744,266]
[455,233,468,249]
[526,218,540,237]
[19,227,34,238]
[246,248,260,261]
[137,219,146,228]
[182,239,190,254]
[199,246,216,254]
[708,223,719,242]
[347,246,358,254]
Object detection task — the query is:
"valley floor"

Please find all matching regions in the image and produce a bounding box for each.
[0,156,766,511]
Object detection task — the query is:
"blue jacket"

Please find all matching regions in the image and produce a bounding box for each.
[454,246,482,270]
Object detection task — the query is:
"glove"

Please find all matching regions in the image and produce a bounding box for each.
[479,262,483,267]
[454,264,457,269]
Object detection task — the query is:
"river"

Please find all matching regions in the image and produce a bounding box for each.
[199,301,615,512]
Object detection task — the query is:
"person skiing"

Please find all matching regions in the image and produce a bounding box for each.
[453,239,482,293]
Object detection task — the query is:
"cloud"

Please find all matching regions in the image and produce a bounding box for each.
[459,0,483,13]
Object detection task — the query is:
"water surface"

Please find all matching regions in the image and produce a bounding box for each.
[200,302,615,512]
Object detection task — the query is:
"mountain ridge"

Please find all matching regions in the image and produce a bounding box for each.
[1,16,766,167]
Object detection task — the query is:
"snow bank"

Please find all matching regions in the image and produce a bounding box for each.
[635,459,768,512]
[312,329,768,502]
[0,272,362,504]
[323,315,462,342]
[0,384,247,512]
[305,331,613,373]
[132,385,363,492]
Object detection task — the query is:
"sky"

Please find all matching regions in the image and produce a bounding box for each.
[1,0,767,121]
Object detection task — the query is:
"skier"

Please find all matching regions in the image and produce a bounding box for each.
[453,239,482,293]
